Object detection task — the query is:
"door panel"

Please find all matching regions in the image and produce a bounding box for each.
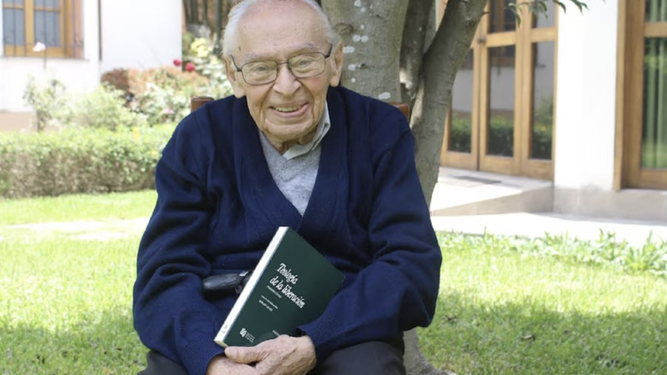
[623,0,667,189]
[440,0,556,181]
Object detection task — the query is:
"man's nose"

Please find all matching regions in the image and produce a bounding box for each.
[272,64,300,95]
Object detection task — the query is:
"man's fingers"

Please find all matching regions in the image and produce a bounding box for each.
[225,346,263,364]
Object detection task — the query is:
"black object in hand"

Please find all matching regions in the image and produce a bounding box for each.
[202,270,252,299]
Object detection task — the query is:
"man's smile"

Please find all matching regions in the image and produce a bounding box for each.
[270,103,309,117]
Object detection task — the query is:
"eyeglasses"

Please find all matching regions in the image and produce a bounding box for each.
[231,44,333,86]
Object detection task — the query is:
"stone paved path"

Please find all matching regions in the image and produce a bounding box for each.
[2,213,665,248]
[2,218,149,241]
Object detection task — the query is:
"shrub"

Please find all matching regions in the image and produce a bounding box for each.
[62,84,149,130]
[23,76,67,132]
[0,126,173,198]
[23,77,148,131]
[102,66,210,125]
[448,114,553,159]
[98,68,139,97]
[450,117,472,152]
[101,37,233,126]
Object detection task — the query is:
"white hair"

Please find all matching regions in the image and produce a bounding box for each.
[222,0,340,58]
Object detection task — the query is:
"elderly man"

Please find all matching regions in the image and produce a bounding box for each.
[133,0,442,374]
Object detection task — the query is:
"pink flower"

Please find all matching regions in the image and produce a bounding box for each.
[161,108,175,115]
[173,59,182,67]
[185,62,196,72]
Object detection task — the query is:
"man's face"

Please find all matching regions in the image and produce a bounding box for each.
[225,1,343,147]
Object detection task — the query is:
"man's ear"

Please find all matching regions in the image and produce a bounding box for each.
[224,58,246,98]
[328,43,344,87]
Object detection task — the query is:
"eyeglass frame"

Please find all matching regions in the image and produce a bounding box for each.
[230,43,334,86]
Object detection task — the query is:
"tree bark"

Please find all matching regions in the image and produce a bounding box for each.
[203,0,209,29]
[412,0,486,204]
[184,0,209,38]
[321,0,408,101]
[183,0,191,22]
[214,0,223,55]
[399,0,432,106]
[191,0,200,23]
[402,2,486,373]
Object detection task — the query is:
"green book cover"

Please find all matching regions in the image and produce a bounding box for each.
[214,226,344,347]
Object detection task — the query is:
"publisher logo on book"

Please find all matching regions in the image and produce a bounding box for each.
[239,328,255,343]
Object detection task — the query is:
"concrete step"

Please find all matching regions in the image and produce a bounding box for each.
[429,167,553,216]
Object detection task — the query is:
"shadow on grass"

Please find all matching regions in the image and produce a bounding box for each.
[420,292,667,375]
[0,308,147,374]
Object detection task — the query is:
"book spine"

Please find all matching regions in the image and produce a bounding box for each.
[214,226,288,347]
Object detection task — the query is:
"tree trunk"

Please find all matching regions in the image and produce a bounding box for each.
[321,0,408,101]
[184,0,209,38]
[412,0,486,204]
[191,0,199,23]
[322,1,487,375]
[203,0,209,29]
[399,0,432,106]
[214,0,223,55]
[183,0,191,23]
[399,2,486,371]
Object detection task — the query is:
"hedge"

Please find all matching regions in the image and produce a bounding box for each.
[0,126,173,198]
[449,116,553,159]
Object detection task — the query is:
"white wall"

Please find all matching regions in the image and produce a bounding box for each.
[100,0,181,73]
[0,0,101,114]
[554,0,619,190]
[0,0,182,116]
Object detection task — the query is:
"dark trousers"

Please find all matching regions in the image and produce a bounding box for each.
[138,338,405,375]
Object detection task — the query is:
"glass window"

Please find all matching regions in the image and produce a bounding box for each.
[488,46,515,157]
[531,42,555,160]
[2,8,26,46]
[34,10,61,46]
[642,37,667,169]
[489,0,517,33]
[534,0,556,28]
[34,0,59,7]
[645,0,667,22]
[2,0,81,58]
[450,50,474,153]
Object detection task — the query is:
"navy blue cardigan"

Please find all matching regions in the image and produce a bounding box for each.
[133,86,442,375]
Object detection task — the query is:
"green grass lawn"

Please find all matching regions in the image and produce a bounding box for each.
[419,234,667,374]
[0,190,157,225]
[1,192,666,374]
[0,234,145,374]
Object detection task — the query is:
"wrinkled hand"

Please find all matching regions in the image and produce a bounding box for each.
[206,355,260,375]
[224,335,317,375]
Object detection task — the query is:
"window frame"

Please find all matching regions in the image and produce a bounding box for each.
[2,0,80,58]
[440,1,557,181]
[616,0,667,190]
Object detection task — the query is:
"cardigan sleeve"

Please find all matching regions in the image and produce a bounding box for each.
[132,118,225,375]
[298,116,442,360]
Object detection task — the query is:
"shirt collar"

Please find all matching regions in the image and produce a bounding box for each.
[282,102,331,160]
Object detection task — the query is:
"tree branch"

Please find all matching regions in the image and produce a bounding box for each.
[412,0,487,204]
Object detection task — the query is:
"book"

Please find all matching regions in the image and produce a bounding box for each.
[214,226,344,348]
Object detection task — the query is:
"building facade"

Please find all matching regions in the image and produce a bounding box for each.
[0,0,182,130]
[438,0,667,220]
